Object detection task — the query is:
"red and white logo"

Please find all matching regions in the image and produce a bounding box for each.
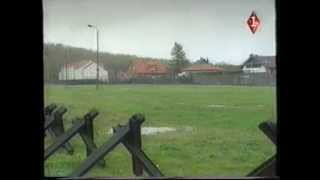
[247,11,260,34]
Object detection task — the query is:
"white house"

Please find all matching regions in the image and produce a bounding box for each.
[242,65,267,73]
[241,54,276,74]
[59,60,109,82]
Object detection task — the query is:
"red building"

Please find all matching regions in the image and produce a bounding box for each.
[183,64,224,73]
[129,60,169,77]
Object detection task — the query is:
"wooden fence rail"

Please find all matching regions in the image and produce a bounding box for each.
[44,104,277,178]
[44,104,105,167]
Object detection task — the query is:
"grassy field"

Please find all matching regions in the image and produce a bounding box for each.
[44,84,277,177]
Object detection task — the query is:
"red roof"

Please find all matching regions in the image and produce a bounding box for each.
[183,64,224,73]
[130,60,169,75]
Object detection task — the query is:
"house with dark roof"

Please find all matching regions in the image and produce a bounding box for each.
[58,60,109,82]
[241,54,276,74]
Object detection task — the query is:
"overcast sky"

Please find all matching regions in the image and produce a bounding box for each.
[43,0,275,65]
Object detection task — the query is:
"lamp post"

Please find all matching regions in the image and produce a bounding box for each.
[88,24,99,90]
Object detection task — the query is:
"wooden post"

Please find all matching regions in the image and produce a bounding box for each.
[49,106,74,154]
[44,103,57,137]
[128,114,145,176]
[78,110,105,167]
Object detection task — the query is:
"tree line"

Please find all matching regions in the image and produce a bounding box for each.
[44,43,169,81]
[44,42,240,82]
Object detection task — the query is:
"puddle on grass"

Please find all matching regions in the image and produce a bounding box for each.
[183,126,193,132]
[107,126,193,135]
[207,104,225,108]
[207,104,265,109]
[176,102,185,105]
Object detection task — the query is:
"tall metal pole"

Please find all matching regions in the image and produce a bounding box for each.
[96,29,99,90]
[88,24,100,90]
[65,48,68,86]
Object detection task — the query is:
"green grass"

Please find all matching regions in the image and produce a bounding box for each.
[44,84,277,177]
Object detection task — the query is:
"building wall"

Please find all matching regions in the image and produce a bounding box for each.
[81,63,109,82]
[242,65,266,73]
[191,72,276,86]
[58,62,109,82]
[59,66,75,80]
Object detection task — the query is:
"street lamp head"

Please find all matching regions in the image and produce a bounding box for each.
[88,24,93,27]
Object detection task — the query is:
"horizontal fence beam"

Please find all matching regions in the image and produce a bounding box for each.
[259,122,277,145]
[247,121,277,177]
[247,154,276,177]
[60,176,276,180]
[122,141,163,177]
[44,120,84,160]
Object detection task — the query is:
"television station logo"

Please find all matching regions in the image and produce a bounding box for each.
[247,11,260,34]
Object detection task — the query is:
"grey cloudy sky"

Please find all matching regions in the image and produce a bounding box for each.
[43,0,275,65]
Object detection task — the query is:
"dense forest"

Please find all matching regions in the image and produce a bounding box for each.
[43,43,169,81]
